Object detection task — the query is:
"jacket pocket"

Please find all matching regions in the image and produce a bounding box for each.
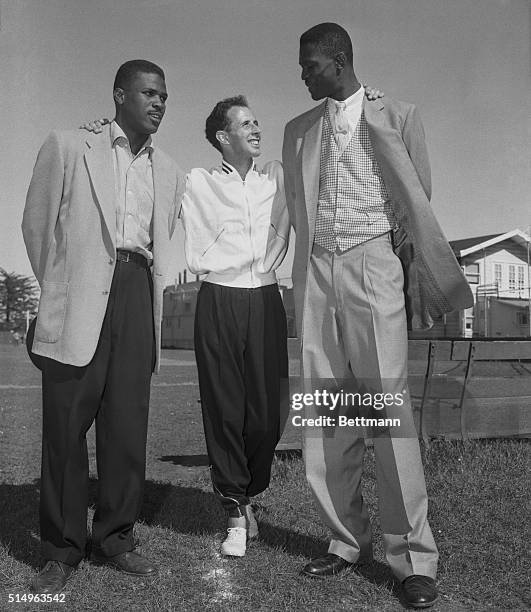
[201,227,225,257]
[35,281,69,343]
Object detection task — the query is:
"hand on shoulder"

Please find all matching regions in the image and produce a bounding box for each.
[363,84,384,100]
[260,160,283,176]
[79,118,110,133]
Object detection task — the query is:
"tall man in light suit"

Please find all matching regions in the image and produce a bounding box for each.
[22,60,184,594]
[282,24,472,608]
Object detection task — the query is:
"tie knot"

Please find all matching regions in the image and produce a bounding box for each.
[336,101,346,112]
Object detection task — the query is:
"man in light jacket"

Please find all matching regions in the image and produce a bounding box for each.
[22,59,184,594]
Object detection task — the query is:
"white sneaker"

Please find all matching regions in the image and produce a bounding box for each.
[243,505,259,540]
[221,527,247,557]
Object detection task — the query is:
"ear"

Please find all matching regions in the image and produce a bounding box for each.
[113,87,125,106]
[216,130,229,147]
[334,52,347,72]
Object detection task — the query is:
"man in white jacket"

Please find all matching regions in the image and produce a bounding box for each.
[181,95,290,557]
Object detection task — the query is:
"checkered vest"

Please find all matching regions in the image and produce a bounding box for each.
[314,106,396,252]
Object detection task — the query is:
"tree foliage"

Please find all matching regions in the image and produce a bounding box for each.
[0,268,39,333]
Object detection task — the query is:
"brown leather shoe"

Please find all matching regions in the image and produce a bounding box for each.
[301,553,354,577]
[90,550,158,576]
[30,560,76,594]
[401,575,438,608]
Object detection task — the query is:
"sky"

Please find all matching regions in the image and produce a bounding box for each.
[1,0,529,285]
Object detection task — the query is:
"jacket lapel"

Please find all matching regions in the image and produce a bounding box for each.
[302,102,325,235]
[84,125,116,249]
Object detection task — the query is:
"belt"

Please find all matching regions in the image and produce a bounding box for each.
[116,249,150,268]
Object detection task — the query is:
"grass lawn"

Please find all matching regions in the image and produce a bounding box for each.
[0,345,530,611]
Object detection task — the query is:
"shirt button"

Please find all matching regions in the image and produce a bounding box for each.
[108,258,114,265]
[102,290,109,295]
[127,190,133,196]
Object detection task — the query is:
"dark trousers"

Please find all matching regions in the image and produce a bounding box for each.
[40,259,155,566]
[194,282,288,513]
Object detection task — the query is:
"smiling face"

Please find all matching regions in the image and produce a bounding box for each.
[299,42,340,101]
[221,106,261,160]
[114,71,167,138]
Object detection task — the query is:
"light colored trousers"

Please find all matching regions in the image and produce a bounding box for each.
[301,233,438,580]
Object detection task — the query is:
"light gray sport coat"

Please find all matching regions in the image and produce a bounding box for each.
[22,125,184,370]
[282,95,473,339]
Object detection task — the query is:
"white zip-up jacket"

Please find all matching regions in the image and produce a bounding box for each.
[180,160,289,288]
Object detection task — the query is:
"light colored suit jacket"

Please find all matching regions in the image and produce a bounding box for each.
[282,95,473,340]
[22,125,184,371]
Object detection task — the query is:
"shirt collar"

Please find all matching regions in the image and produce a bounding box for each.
[327,85,365,111]
[220,159,258,179]
[110,120,154,155]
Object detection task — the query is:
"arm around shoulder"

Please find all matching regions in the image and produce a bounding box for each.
[169,166,186,236]
[281,125,297,230]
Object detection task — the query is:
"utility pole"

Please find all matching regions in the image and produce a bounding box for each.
[526,225,531,337]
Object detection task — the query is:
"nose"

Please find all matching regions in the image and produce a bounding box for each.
[252,124,261,135]
[301,67,308,81]
[153,96,165,110]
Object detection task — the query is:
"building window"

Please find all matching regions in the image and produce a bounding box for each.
[508,265,516,291]
[494,263,502,288]
[517,265,525,291]
[465,262,480,284]
[516,311,529,326]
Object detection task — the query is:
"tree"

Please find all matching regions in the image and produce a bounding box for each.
[0,268,39,333]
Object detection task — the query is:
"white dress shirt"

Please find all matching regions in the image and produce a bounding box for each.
[111,121,154,260]
[327,86,365,154]
[180,160,289,288]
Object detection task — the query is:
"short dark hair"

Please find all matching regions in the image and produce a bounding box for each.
[205,95,249,152]
[300,23,353,64]
[113,59,165,90]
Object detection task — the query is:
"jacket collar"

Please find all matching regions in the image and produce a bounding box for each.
[84,124,172,258]
[220,158,258,179]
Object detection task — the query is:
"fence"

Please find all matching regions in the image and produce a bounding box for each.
[278,338,531,447]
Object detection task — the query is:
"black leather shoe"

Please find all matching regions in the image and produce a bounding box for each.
[301,553,353,577]
[401,575,438,608]
[30,560,76,594]
[90,550,158,576]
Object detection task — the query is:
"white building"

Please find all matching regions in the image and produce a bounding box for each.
[450,229,531,337]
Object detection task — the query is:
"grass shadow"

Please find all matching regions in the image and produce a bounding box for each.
[138,479,225,535]
[158,448,302,468]
[158,454,209,466]
[257,516,396,589]
[0,478,225,568]
[0,480,41,568]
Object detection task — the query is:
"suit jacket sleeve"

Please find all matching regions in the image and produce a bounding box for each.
[170,166,186,237]
[401,105,432,201]
[22,131,65,285]
[282,124,297,231]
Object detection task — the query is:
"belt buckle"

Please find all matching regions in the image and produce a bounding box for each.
[123,251,131,263]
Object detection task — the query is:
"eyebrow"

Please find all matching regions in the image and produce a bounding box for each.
[144,88,168,98]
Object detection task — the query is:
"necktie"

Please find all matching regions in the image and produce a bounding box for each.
[334,101,350,151]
